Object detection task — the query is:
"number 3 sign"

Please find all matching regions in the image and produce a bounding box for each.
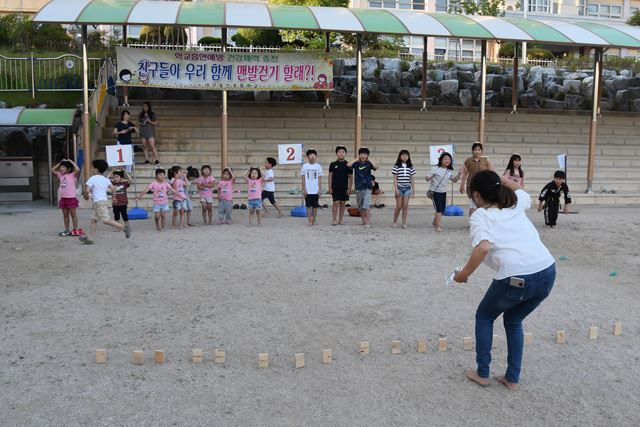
[278,143,303,165]
[106,144,134,166]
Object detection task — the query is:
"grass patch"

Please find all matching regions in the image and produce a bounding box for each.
[0,91,83,108]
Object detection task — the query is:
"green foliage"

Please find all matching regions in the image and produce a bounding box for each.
[374,67,381,78]
[499,42,514,58]
[139,26,187,45]
[455,0,506,16]
[0,13,70,50]
[526,47,554,60]
[554,91,566,101]
[232,28,283,47]
[627,9,640,26]
[198,36,222,46]
[400,60,410,72]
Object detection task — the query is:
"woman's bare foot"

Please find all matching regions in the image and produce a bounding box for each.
[495,376,519,391]
[465,369,489,387]
[436,227,443,232]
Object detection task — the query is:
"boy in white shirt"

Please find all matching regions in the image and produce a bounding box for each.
[261,157,283,218]
[79,159,131,244]
[300,149,324,226]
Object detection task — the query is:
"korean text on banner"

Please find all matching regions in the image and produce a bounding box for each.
[557,154,567,169]
[278,144,303,165]
[429,145,454,166]
[116,47,334,91]
[106,144,134,167]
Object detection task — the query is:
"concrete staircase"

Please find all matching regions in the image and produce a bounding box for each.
[97,101,640,208]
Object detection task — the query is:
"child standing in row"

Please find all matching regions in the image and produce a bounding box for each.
[244,167,264,227]
[392,149,416,229]
[108,169,132,229]
[301,149,324,226]
[196,164,216,225]
[80,159,130,244]
[504,154,525,188]
[328,145,352,226]
[348,148,378,227]
[169,165,188,229]
[217,168,235,224]
[426,152,461,232]
[262,157,283,218]
[538,170,571,228]
[51,158,82,236]
[185,166,199,226]
[137,168,173,231]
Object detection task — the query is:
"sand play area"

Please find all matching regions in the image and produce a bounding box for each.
[1,202,639,426]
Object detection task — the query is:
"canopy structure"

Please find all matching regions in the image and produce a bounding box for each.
[34,0,640,49]
[0,108,76,127]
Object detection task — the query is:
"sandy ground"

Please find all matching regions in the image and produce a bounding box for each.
[1,200,639,426]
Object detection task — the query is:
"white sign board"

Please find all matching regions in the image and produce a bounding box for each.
[429,144,454,166]
[106,144,134,167]
[557,153,567,169]
[278,143,303,165]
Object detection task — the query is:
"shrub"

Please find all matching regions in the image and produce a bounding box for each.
[527,47,554,60]
[499,41,514,58]
[198,36,221,46]
[400,60,410,72]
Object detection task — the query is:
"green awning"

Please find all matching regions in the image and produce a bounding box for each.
[0,108,76,127]
[33,0,640,49]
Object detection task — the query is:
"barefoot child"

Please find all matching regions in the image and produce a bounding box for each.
[425,152,461,232]
[137,168,173,231]
[392,149,416,229]
[217,168,235,224]
[348,148,378,227]
[196,164,215,225]
[504,154,525,188]
[79,159,130,244]
[185,166,199,226]
[168,166,188,229]
[538,170,571,228]
[108,169,132,228]
[328,145,352,225]
[51,158,82,236]
[243,167,264,227]
[301,149,324,226]
[460,142,494,217]
[262,157,283,218]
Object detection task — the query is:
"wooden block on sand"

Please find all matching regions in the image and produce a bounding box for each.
[588,326,598,340]
[556,331,566,344]
[95,349,106,364]
[438,338,447,352]
[417,339,427,353]
[192,349,204,363]
[214,349,225,364]
[322,349,332,364]
[463,337,474,351]
[258,353,269,368]
[295,353,305,368]
[154,350,165,364]
[613,322,622,336]
[492,334,498,349]
[132,350,144,365]
[359,341,369,355]
[391,340,401,354]
[524,332,533,346]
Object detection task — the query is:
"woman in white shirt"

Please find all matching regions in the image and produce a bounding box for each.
[454,170,556,391]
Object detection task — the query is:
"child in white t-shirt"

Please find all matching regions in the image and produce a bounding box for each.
[79,160,130,244]
[262,157,283,218]
[301,149,324,226]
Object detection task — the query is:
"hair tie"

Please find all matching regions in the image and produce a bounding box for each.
[496,182,500,187]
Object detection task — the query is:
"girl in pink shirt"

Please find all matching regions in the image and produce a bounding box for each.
[504,154,525,188]
[243,167,265,227]
[217,168,235,224]
[137,168,174,231]
[196,164,216,225]
[169,166,188,229]
[51,159,83,236]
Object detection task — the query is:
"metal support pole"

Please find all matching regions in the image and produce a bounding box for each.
[597,48,605,116]
[478,40,487,145]
[355,34,363,154]
[30,51,36,99]
[421,36,428,112]
[81,26,91,182]
[323,32,331,110]
[221,27,229,170]
[511,42,518,114]
[522,0,528,64]
[122,25,129,106]
[586,48,602,194]
[47,127,54,206]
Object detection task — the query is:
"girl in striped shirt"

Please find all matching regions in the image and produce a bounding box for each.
[392,149,416,229]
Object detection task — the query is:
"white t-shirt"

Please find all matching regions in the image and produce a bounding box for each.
[470,189,554,280]
[300,163,324,195]
[86,175,112,202]
[264,168,275,192]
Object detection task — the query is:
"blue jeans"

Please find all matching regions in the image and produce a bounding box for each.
[475,263,556,383]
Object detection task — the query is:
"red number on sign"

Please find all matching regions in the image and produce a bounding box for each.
[117,148,124,163]
[286,147,295,161]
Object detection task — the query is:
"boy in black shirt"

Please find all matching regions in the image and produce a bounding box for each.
[328,145,353,225]
[538,170,571,227]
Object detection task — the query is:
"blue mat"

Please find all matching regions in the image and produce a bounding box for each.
[443,205,464,216]
[128,207,149,220]
[291,205,307,217]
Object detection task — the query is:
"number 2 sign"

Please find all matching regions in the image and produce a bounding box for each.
[278,143,303,165]
[106,144,134,166]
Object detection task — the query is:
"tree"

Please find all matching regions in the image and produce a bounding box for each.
[456,0,506,16]
[628,10,640,26]
[139,25,187,45]
[231,28,283,47]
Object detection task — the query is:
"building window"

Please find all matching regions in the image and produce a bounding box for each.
[529,0,550,13]
[368,0,426,9]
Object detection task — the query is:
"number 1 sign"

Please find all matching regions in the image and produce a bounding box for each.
[278,144,303,165]
[106,144,134,166]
